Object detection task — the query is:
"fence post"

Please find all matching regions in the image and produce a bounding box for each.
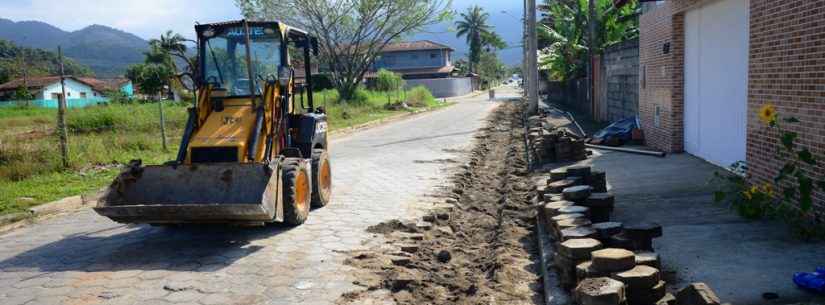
[159,99,168,151]
[56,46,70,168]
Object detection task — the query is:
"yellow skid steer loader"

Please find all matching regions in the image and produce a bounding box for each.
[94,20,331,226]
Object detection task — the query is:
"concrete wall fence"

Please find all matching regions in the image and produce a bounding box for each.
[405,77,473,98]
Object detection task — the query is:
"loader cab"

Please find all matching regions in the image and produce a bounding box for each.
[182,20,325,165]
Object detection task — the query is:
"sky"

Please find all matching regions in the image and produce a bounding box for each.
[0,0,524,64]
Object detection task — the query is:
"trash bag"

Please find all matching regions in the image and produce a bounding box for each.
[793,267,825,293]
[591,117,639,146]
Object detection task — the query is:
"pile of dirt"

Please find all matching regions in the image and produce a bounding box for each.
[338,102,543,305]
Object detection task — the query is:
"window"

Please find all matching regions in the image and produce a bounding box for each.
[202,25,282,96]
[80,92,87,98]
[430,53,438,59]
[51,93,60,100]
[67,92,71,97]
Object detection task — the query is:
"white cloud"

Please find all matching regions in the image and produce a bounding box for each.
[1,0,242,39]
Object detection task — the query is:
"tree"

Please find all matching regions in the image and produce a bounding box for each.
[237,0,451,102]
[538,0,638,81]
[477,51,506,88]
[375,69,405,103]
[147,31,199,101]
[455,6,492,73]
[126,63,173,100]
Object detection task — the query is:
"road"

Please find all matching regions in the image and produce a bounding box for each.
[0,88,518,305]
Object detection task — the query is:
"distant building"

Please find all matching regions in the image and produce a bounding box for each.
[0,76,133,108]
[369,40,474,98]
[373,40,455,79]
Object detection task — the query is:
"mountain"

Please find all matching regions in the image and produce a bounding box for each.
[0,39,93,85]
[0,18,148,77]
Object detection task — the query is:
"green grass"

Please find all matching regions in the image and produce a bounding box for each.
[0,87,446,215]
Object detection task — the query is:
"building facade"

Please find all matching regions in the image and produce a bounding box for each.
[373,40,455,79]
[638,0,825,215]
[0,76,133,107]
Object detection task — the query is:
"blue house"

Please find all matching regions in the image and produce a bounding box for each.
[373,40,455,79]
[0,76,133,108]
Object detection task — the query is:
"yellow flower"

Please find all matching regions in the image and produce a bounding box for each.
[758,104,777,125]
[761,183,775,198]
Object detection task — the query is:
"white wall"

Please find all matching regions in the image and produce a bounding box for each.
[37,79,102,100]
[405,77,473,98]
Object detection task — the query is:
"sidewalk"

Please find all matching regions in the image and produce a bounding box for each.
[571,149,825,305]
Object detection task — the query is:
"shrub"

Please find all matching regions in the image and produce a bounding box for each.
[375,69,405,92]
[405,86,436,107]
[67,110,119,133]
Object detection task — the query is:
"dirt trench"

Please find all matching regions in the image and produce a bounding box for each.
[338,102,543,305]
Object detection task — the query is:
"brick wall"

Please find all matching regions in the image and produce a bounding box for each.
[639,0,825,218]
[747,0,825,218]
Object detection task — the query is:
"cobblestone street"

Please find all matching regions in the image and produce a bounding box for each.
[0,89,519,305]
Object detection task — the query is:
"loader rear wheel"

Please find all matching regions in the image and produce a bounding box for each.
[311,149,332,208]
[282,158,311,225]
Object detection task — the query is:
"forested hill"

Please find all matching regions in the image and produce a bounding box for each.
[0,39,93,85]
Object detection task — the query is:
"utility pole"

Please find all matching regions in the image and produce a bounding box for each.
[588,0,597,119]
[57,46,70,168]
[526,0,539,115]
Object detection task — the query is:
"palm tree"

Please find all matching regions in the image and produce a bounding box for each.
[455,6,492,73]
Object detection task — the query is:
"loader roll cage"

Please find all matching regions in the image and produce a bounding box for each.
[195,20,319,106]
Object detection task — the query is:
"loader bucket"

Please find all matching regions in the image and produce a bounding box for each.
[94,163,282,225]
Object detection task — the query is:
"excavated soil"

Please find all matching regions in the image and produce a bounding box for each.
[338,102,543,305]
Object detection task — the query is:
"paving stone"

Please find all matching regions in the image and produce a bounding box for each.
[591,248,636,273]
[676,283,721,305]
[635,252,661,269]
[563,185,594,202]
[612,265,661,290]
[558,205,590,217]
[592,222,623,240]
[584,193,615,209]
[624,222,663,239]
[576,261,609,282]
[657,293,677,305]
[543,201,575,218]
[555,217,592,232]
[543,193,564,203]
[575,277,626,305]
[607,233,636,250]
[629,280,667,305]
[586,170,608,192]
[560,226,598,241]
[551,213,586,222]
[548,179,579,193]
[559,238,603,260]
[550,168,568,181]
[567,165,592,178]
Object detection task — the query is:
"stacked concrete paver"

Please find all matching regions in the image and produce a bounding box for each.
[527,116,588,164]
[536,165,729,305]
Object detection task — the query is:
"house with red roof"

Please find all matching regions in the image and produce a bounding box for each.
[0,76,133,107]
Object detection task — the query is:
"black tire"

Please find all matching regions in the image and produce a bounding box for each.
[310,149,332,208]
[282,158,311,225]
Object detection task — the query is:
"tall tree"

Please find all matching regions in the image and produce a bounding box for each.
[237,0,452,101]
[148,31,198,95]
[455,6,492,73]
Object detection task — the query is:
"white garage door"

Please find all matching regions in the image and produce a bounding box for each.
[684,0,749,167]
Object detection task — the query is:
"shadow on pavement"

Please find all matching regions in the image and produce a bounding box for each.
[0,223,295,273]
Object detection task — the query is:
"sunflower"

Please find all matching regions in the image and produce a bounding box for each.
[758,104,777,126]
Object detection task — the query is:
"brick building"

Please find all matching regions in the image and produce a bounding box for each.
[637,0,824,215]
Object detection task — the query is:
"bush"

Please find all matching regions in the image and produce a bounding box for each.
[375,69,405,92]
[405,86,436,107]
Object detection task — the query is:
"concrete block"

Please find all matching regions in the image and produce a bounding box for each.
[567,165,592,178]
[543,201,575,218]
[559,238,603,260]
[563,185,594,202]
[575,277,627,305]
[624,222,663,239]
[612,265,660,290]
[593,222,623,240]
[587,170,608,192]
[558,205,590,216]
[635,252,661,269]
[556,217,593,232]
[607,233,636,251]
[543,194,564,202]
[675,283,721,305]
[591,248,636,273]
[629,280,667,305]
[548,179,578,193]
[656,293,677,305]
[551,213,586,222]
[576,261,609,282]
[550,168,568,181]
[560,226,598,241]
[584,193,615,209]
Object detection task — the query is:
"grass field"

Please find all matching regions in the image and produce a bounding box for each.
[0,86,446,215]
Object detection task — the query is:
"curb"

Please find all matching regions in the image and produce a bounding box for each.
[0,192,100,234]
[536,208,573,305]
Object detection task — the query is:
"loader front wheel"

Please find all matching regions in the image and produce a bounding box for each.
[282,158,311,225]
[311,149,332,208]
